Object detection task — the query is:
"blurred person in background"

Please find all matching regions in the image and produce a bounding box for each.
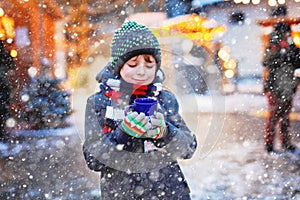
[0,41,15,141]
[262,22,300,153]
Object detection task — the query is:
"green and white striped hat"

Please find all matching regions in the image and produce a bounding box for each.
[108,21,161,76]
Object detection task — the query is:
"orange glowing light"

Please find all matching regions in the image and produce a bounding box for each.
[1,16,15,39]
[0,8,4,17]
[154,14,226,43]
[0,7,15,40]
[292,32,300,48]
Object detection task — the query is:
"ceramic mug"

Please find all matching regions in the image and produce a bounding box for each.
[127,98,158,116]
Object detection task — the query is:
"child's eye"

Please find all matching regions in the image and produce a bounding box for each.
[127,62,137,67]
[128,64,136,68]
[146,65,155,69]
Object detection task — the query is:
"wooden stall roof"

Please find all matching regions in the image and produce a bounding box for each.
[256,17,300,26]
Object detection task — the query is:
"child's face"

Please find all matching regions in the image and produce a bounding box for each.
[120,54,157,85]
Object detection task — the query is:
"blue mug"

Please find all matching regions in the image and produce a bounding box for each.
[128,98,158,116]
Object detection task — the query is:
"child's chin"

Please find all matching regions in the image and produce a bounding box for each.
[132,80,149,85]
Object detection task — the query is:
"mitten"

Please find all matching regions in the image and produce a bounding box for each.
[121,112,151,138]
[145,112,167,139]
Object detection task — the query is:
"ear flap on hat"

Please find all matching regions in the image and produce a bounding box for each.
[154,68,165,83]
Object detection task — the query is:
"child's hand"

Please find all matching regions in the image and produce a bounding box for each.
[145,112,167,139]
[121,112,151,138]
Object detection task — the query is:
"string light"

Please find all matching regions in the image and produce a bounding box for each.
[268,0,277,6]
[252,0,260,5]
[242,0,251,4]
[234,0,243,3]
[232,0,300,5]
[10,49,18,57]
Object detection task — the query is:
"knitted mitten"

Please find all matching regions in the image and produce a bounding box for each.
[145,112,167,139]
[121,112,151,138]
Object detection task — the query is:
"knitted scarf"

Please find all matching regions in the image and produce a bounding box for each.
[100,78,162,134]
[100,78,162,103]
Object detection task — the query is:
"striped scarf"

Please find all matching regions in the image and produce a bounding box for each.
[100,78,162,103]
[100,78,162,134]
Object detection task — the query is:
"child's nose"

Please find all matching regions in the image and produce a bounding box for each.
[136,65,146,75]
[136,61,146,75]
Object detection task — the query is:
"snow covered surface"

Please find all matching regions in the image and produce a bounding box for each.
[178,93,268,113]
[1,88,300,199]
[184,140,300,199]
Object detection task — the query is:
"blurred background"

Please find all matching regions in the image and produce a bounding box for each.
[1,1,300,199]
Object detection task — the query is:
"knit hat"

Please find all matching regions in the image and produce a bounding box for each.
[108,21,161,76]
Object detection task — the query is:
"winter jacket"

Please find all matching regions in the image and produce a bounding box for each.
[263,31,300,99]
[83,67,197,200]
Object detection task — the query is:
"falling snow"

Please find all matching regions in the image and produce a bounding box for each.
[1,0,300,199]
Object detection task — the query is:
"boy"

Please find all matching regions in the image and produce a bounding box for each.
[83,21,197,199]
